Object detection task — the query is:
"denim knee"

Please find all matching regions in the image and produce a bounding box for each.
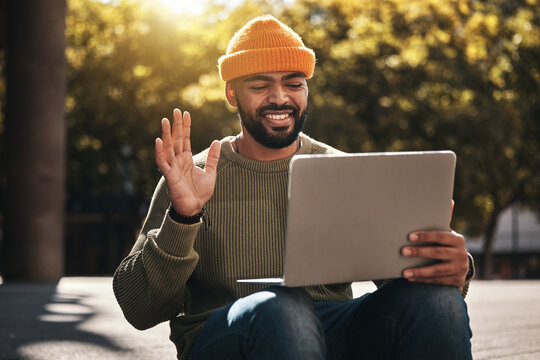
[392,279,469,327]
[224,286,326,359]
[379,279,472,354]
[226,286,317,329]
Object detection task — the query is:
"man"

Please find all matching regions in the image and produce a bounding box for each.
[114,15,473,360]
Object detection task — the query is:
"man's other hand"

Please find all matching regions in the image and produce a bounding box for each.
[401,230,469,287]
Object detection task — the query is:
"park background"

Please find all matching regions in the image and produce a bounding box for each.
[0,0,539,282]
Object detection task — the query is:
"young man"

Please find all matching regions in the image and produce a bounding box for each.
[114,15,473,360]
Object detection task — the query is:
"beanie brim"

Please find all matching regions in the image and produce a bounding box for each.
[218,47,316,81]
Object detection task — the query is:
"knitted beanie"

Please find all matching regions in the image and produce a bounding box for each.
[218,15,316,81]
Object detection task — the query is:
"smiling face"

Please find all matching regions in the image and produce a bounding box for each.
[226,71,309,149]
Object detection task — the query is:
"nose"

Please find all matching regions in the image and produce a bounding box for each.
[267,84,289,105]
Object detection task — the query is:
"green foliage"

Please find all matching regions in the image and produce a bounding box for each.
[66,0,233,199]
[60,0,540,240]
[280,0,540,237]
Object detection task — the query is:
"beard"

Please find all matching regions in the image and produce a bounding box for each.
[237,101,308,149]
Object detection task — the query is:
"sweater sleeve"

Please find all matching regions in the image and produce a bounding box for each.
[113,177,201,330]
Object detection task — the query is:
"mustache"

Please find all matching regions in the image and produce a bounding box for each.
[257,104,299,117]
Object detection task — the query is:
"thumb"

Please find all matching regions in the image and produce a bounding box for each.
[205,140,221,176]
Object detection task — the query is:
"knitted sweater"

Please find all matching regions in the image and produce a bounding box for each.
[113,133,353,359]
[113,133,471,359]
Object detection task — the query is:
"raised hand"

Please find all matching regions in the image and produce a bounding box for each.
[155,108,221,216]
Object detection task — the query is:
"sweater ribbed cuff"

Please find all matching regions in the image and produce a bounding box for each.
[465,253,475,281]
[153,212,202,257]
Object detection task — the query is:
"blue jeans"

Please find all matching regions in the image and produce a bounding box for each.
[188,279,472,359]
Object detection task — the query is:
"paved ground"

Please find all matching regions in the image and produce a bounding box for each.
[1,278,539,359]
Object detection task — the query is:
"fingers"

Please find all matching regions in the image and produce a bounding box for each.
[408,230,465,248]
[402,229,469,287]
[161,118,175,164]
[183,111,192,153]
[172,108,183,155]
[155,137,170,173]
[171,109,193,155]
[403,270,467,287]
[405,273,465,287]
[157,108,219,181]
[205,140,221,175]
[403,259,468,280]
[162,108,192,159]
[403,263,449,280]
[401,245,464,261]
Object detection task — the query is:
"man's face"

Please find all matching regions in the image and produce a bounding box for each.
[232,71,309,149]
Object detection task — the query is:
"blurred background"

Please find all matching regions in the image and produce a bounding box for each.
[0,0,539,282]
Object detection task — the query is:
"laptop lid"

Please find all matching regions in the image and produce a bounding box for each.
[281,151,456,287]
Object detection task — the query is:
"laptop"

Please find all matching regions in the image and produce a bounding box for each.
[237,151,456,287]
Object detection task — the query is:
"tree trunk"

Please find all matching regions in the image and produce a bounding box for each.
[2,0,66,281]
[481,208,502,280]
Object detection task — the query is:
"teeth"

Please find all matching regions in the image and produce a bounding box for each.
[265,113,289,120]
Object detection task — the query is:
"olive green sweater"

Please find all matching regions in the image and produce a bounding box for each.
[113,133,471,359]
[113,134,354,359]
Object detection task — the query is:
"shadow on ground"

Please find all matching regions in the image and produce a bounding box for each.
[1,278,539,359]
[0,281,123,359]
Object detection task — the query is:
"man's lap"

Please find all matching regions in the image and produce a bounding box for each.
[189,279,472,360]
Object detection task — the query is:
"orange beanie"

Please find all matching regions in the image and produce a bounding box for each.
[218,15,316,81]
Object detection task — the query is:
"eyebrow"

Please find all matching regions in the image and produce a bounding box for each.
[242,74,274,83]
[242,72,306,83]
[282,72,306,81]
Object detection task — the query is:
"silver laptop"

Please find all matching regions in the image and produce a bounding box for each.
[237,151,456,287]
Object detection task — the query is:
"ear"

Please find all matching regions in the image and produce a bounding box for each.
[225,82,237,107]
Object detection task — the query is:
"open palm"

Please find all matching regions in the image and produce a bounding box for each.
[155,109,221,216]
